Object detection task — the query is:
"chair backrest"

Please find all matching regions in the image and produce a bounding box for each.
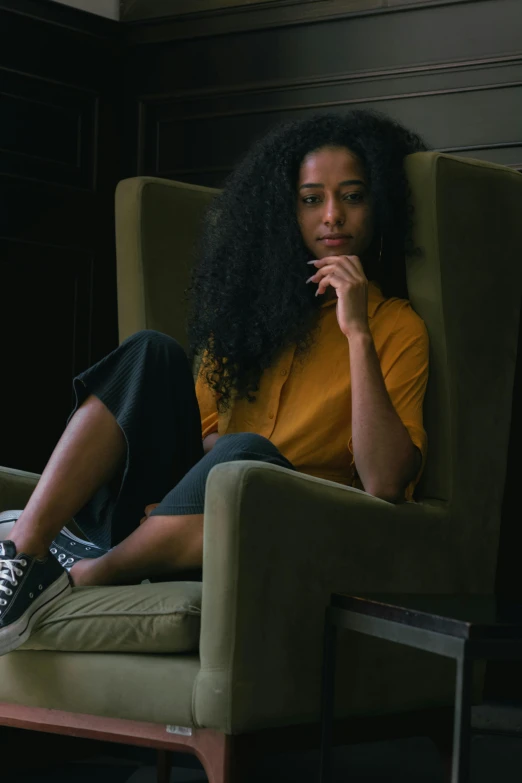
[115,176,219,353]
[115,155,522,589]
[404,156,522,543]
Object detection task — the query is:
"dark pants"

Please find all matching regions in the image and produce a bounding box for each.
[71,331,295,554]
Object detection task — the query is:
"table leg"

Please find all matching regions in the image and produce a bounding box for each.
[319,609,337,783]
[451,653,473,783]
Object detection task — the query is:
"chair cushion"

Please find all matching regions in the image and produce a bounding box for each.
[0,650,201,726]
[20,581,202,653]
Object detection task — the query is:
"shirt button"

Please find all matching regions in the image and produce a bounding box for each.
[268,413,274,419]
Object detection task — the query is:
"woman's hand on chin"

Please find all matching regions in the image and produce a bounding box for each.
[306,255,370,338]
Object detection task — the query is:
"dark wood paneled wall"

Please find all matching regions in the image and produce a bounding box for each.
[125,0,522,187]
[0,0,521,702]
[0,0,122,473]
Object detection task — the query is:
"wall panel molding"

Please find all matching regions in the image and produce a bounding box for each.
[134,52,522,183]
[0,68,97,189]
[126,0,522,97]
[166,80,522,122]
[144,58,522,120]
[124,0,478,41]
[123,0,330,19]
[136,52,522,102]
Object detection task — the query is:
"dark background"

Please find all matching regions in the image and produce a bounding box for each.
[1,0,522,697]
[0,1,122,473]
[1,0,520,475]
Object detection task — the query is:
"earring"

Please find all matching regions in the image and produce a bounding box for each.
[378,234,383,266]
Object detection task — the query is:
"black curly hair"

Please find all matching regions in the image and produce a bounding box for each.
[188,109,428,411]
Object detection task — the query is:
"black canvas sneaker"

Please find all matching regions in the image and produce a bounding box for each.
[50,528,108,572]
[0,540,71,655]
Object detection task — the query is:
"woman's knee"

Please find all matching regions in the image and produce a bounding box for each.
[121,330,189,369]
[122,329,182,353]
[213,432,277,458]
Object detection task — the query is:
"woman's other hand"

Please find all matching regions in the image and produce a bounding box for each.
[203,432,221,455]
[139,503,160,525]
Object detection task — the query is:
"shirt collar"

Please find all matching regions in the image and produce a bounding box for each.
[320,280,385,319]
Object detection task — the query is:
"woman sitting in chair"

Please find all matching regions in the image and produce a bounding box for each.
[0,110,429,654]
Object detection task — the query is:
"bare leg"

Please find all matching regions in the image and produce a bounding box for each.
[70,513,204,586]
[10,394,126,559]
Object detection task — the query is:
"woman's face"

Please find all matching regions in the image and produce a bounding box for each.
[296,145,374,261]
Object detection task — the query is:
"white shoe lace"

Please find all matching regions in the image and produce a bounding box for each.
[0,557,27,614]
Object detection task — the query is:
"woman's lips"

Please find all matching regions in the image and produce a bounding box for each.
[319,236,351,247]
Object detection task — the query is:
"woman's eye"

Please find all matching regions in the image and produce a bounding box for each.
[300,192,364,205]
[344,192,364,203]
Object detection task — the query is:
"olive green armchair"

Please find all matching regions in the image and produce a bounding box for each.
[0,153,521,782]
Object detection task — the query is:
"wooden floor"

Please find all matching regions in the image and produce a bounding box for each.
[14,730,522,782]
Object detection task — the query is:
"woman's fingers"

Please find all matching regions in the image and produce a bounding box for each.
[140,502,160,524]
[307,257,364,282]
[316,272,344,296]
[308,254,364,273]
[307,264,352,283]
[306,255,366,296]
[307,265,358,296]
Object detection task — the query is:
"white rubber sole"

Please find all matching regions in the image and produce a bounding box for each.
[0,572,71,656]
[0,510,23,524]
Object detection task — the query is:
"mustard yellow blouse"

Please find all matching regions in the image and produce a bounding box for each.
[196,281,429,501]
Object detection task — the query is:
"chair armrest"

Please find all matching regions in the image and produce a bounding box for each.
[194,461,455,733]
[0,465,40,510]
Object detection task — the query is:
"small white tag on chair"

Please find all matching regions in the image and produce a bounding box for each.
[166,725,193,736]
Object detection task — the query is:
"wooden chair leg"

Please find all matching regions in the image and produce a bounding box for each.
[157,749,172,783]
[194,731,250,783]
